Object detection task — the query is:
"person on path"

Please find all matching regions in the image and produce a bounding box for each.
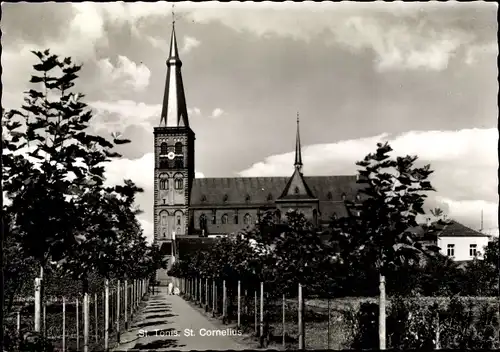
[168,281,173,295]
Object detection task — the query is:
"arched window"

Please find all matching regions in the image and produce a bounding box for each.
[199,214,207,230]
[294,186,300,194]
[221,214,228,224]
[243,213,251,225]
[174,156,184,168]
[175,178,183,190]
[176,215,181,226]
[176,227,181,235]
[245,194,251,202]
[160,143,168,155]
[160,179,167,190]
[159,159,169,169]
[175,142,183,154]
[161,213,167,226]
[267,193,273,201]
[212,210,216,225]
[327,191,333,200]
[162,227,167,238]
[274,209,281,223]
[223,194,228,203]
[234,212,239,224]
[313,209,318,226]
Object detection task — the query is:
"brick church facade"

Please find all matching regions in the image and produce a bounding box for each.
[153,25,362,284]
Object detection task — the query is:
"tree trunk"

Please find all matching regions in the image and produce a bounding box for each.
[104,279,109,351]
[379,274,386,350]
[298,283,304,350]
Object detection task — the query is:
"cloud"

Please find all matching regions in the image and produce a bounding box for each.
[89,100,162,133]
[96,56,151,92]
[184,2,495,71]
[210,108,225,119]
[238,128,498,232]
[195,171,205,178]
[181,36,201,54]
[146,35,168,50]
[188,107,201,116]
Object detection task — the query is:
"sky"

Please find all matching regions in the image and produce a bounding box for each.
[2,2,498,243]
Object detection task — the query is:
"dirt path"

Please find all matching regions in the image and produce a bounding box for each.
[113,287,248,351]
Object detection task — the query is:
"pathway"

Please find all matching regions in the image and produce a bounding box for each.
[113,287,248,351]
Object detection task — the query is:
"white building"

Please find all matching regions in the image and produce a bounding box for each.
[424,220,490,261]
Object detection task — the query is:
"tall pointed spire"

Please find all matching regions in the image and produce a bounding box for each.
[159,8,189,128]
[294,112,303,172]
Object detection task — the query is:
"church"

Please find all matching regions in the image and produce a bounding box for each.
[153,25,362,284]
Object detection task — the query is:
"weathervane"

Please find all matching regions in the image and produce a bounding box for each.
[172,3,176,26]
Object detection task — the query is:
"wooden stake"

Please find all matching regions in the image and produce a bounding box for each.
[34,278,41,332]
[379,274,386,350]
[124,280,128,330]
[94,293,98,343]
[84,293,89,352]
[283,294,286,348]
[62,297,66,352]
[105,279,109,351]
[76,298,80,351]
[223,280,227,322]
[298,283,304,350]
[237,281,241,329]
[260,282,264,337]
[254,290,258,335]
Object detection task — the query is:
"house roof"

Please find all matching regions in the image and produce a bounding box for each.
[407,219,488,238]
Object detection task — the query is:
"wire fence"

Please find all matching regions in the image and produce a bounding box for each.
[174,276,500,350]
[4,278,149,351]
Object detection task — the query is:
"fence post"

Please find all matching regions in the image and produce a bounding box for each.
[76,297,80,351]
[212,280,216,317]
[379,274,386,350]
[84,293,89,352]
[105,279,109,351]
[205,278,209,307]
[327,298,331,349]
[124,280,128,329]
[298,283,304,350]
[34,278,41,332]
[254,290,258,335]
[199,277,202,306]
[43,302,47,338]
[435,310,441,349]
[260,282,264,337]
[62,297,66,352]
[223,280,227,323]
[237,280,241,329]
[117,279,121,343]
[94,293,98,344]
[283,293,286,348]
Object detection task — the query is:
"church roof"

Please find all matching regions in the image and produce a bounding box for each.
[190,175,362,221]
[278,168,316,200]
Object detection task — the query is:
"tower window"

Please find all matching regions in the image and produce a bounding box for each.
[175,178,183,190]
[162,199,166,205]
[160,178,168,190]
[175,142,183,154]
[159,159,169,169]
[174,156,184,168]
[177,215,181,226]
[161,214,167,226]
[221,214,228,224]
[160,143,168,155]
[243,213,251,225]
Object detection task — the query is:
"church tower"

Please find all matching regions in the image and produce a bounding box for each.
[154,23,195,284]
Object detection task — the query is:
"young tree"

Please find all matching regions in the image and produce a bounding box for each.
[329,142,439,349]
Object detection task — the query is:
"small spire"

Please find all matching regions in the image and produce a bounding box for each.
[294,112,303,172]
